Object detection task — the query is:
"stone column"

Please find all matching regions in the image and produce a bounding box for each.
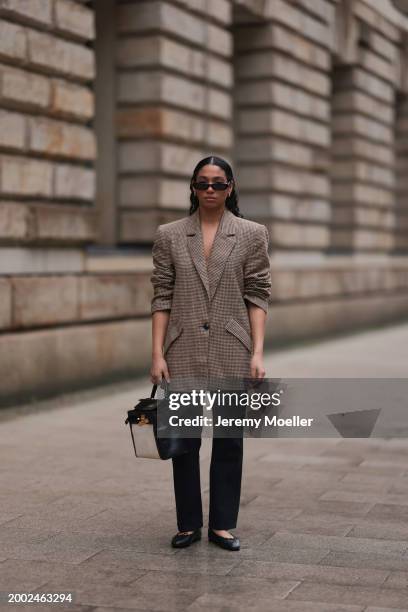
[0,0,96,253]
[329,0,401,253]
[115,0,233,243]
[233,0,334,254]
[395,95,408,252]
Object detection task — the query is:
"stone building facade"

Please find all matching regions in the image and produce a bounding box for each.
[1,0,408,406]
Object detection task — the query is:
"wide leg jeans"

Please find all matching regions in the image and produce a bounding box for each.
[171,435,243,531]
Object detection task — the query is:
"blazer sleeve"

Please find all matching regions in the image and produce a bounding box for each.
[243,225,272,314]
[150,225,175,314]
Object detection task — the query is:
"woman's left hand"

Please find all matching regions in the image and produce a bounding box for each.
[250,352,266,379]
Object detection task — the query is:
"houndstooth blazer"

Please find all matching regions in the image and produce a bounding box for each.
[150,206,272,389]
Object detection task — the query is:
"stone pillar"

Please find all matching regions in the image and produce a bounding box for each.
[115,0,233,243]
[395,95,408,252]
[329,1,401,253]
[233,0,334,253]
[0,0,96,250]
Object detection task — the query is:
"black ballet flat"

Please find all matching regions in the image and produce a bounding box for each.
[208,528,240,551]
[171,528,201,548]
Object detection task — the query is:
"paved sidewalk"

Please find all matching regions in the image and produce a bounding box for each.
[1,323,408,611]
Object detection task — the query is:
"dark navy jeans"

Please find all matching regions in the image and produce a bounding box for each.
[171,435,243,531]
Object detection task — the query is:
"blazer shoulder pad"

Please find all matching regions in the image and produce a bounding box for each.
[156,216,189,235]
[235,217,267,236]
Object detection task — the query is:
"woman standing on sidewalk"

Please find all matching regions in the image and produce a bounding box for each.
[149,156,271,551]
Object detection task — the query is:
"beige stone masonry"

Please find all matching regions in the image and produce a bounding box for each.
[334,67,394,103]
[28,117,96,161]
[236,109,330,147]
[0,201,32,240]
[118,72,231,120]
[235,137,323,168]
[117,1,232,57]
[332,182,393,207]
[119,176,191,209]
[12,275,79,327]
[0,63,49,110]
[0,277,12,327]
[27,29,94,81]
[235,81,330,121]
[235,22,331,70]
[354,0,401,43]
[0,0,53,28]
[79,273,152,320]
[54,164,95,201]
[118,141,206,174]
[0,157,94,201]
[0,246,84,274]
[0,64,94,121]
[0,18,27,62]
[119,209,181,243]
[332,137,393,165]
[50,79,94,122]
[0,155,53,197]
[0,109,25,150]
[33,204,97,243]
[0,202,97,244]
[235,52,330,97]
[2,258,408,333]
[116,107,232,148]
[332,90,394,124]
[54,0,95,41]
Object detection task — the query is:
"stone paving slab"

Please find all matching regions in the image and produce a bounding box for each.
[228,559,389,586]
[246,495,376,517]
[366,504,408,522]
[265,532,408,556]
[382,571,408,588]
[286,582,408,608]
[319,550,408,572]
[2,323,408,610]
[342,521,408,542]
[188,602,364,612]
[3,607,93,612]
[121,573,299,611]
[366,608,408,612]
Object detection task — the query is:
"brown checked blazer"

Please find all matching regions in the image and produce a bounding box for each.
[150,207,272,389]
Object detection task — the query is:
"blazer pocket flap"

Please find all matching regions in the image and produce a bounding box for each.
[225,318,252,353]
[163,321,183,355]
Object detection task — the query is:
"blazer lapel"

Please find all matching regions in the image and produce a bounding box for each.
[186,207,237,302]
[208,208,236,301]
[186,209,210,299]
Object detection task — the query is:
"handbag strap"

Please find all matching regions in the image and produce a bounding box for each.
[151,378,169,398]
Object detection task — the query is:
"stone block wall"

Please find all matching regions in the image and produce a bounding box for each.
[329,0,407,253]
[0,0,96,247]
[115,0,234,243]
[0,0,105,405]
[396,94,408,251]
[1,0,408,407]
[233,0,333,251]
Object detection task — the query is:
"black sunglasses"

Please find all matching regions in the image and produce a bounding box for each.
[192,181,230,191]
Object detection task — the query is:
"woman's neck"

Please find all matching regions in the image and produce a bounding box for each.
[198,205,225,227]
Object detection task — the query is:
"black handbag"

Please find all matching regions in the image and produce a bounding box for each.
[124,383,195,460]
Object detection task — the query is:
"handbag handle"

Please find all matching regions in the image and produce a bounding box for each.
[151,377,170,398]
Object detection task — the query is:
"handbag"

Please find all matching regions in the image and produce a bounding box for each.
[124,383,195,460]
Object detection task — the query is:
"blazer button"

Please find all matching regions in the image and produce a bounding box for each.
[202,322,210,330]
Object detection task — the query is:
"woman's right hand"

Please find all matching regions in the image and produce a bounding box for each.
[150,354,170,384]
